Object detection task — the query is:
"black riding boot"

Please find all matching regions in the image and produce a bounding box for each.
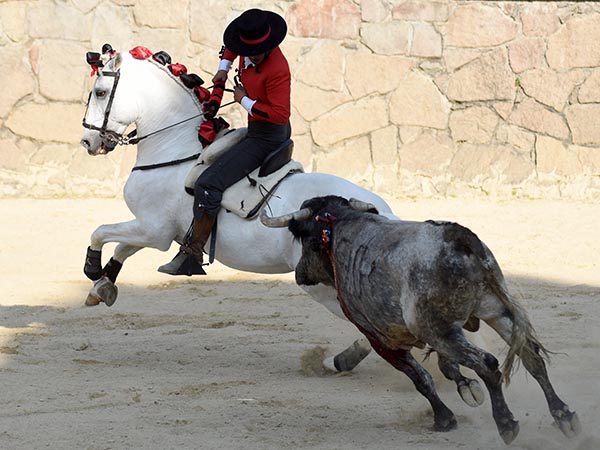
[158,213,217,276]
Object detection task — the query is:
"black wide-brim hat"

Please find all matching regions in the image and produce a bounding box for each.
[223,9,287,56]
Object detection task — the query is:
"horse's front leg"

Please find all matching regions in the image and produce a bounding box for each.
[83,220,174,307]
[85,243,142,307]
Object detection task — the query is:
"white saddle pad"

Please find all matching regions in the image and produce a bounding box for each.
[185,132,303,219]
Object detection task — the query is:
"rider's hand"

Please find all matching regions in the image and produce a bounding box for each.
[212,70,228,84]
[233,85,247,103]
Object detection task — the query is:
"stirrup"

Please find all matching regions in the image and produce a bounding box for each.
[158,251,207,276]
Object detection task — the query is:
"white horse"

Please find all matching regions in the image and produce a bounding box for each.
[80,47,395,372]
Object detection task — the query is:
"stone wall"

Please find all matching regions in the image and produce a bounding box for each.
[1,0,600,199]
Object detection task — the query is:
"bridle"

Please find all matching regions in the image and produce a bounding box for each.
[82,68,204,150]
[82,69,126,150]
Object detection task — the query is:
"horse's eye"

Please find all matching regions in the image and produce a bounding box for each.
[95,89,107,98]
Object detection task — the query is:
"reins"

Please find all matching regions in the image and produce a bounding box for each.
[82,53,237,172]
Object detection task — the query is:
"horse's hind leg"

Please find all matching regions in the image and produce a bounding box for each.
[438,354,485,407]
[373,344,457,432]
[486,315,581,437]
[431,328,519,444]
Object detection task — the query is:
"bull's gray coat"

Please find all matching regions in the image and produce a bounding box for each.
[262,195,580,445]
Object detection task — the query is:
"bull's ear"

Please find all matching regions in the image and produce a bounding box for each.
[113,52,123,71]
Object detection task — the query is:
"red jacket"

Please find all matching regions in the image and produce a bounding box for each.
[222,47,291,124]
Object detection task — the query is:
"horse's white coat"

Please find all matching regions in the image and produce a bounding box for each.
[80,51,396,310]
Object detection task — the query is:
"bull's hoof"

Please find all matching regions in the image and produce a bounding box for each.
[554,410,581,438]
[433,414,458,432]
[458,379,485,407]
[498,419,519,445]
[86,276,118,307]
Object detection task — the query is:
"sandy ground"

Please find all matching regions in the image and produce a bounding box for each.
[0,197,599,450]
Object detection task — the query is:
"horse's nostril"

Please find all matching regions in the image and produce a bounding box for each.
[81,138,91,149]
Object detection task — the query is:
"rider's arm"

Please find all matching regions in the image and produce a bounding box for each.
[218,48,238,73]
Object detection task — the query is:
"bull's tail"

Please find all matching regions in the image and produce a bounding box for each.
[446,223,550,384]
[485,269,550,384]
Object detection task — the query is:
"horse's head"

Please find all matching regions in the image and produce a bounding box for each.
[81,45,138,156]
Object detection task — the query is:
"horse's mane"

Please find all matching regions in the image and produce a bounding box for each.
[104,49,204,112]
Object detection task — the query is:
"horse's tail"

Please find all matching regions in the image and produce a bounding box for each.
[445,222,550,385]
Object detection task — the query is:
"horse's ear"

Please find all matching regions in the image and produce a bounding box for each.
[113,52,123,71]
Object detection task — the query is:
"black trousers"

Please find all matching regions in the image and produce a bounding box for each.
[193,121,291,219]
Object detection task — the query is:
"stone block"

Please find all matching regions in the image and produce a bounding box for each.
[536,135,582,176]
[572,144,600,174]
[508,38,545,74]
[0,2,27,42]
[316,136,372,185]
[520,3,560,37]
[445,49,515,102]
[519,68,585,112]
[190,1,231,49]
[72,0,102,14]
[449,143,498,182]
[373,165,399,197]
[69,150,118,180]
[346,51,413,98]
[578,70,600,104]
[495,124,535,153]
[371,125,398,166]
[449,106,498,144]
[410,22,442,58]
[30,143,76,167]
[565,104,600,146]
[293,82,350,122]
[495,151,535,185]
[311,96,388,146]
[442,4,517,48]
[132,28,189,66]
[28,3,91,40]
[38,40,89,102]
[509,98,569,140]
[360,21,411,55]
[392,1,449,22]
[5,103,85,144]
[390,70,450,130]
[91,3,134,51]
[443,48,485,72]
[0,138,26,171]
[295,40,344,91]
[133,0,188,28]
[547,15,600,70]
[291,134,314,170]
[287,0,360,39]
[361,0,390,22]
[399,132,453,176]
[0,44,35,118]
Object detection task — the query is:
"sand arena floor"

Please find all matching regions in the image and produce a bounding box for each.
[0,197,598,450]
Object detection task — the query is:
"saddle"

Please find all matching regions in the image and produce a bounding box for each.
[184,130,303,219]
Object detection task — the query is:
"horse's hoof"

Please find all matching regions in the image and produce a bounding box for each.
[555,410,581,438]
[498,419,519,445]
[458,379,485,407]
[89,276,118,307]
[85,294,102,306]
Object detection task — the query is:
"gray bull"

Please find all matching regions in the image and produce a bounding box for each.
[261,195,580,445]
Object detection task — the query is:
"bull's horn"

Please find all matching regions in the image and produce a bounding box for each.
[260,207,313,228]
[349,198,378,212]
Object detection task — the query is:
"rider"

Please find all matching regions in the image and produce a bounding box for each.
[160,8,292,275]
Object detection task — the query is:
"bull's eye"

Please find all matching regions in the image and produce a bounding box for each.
[95,89,107,98]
